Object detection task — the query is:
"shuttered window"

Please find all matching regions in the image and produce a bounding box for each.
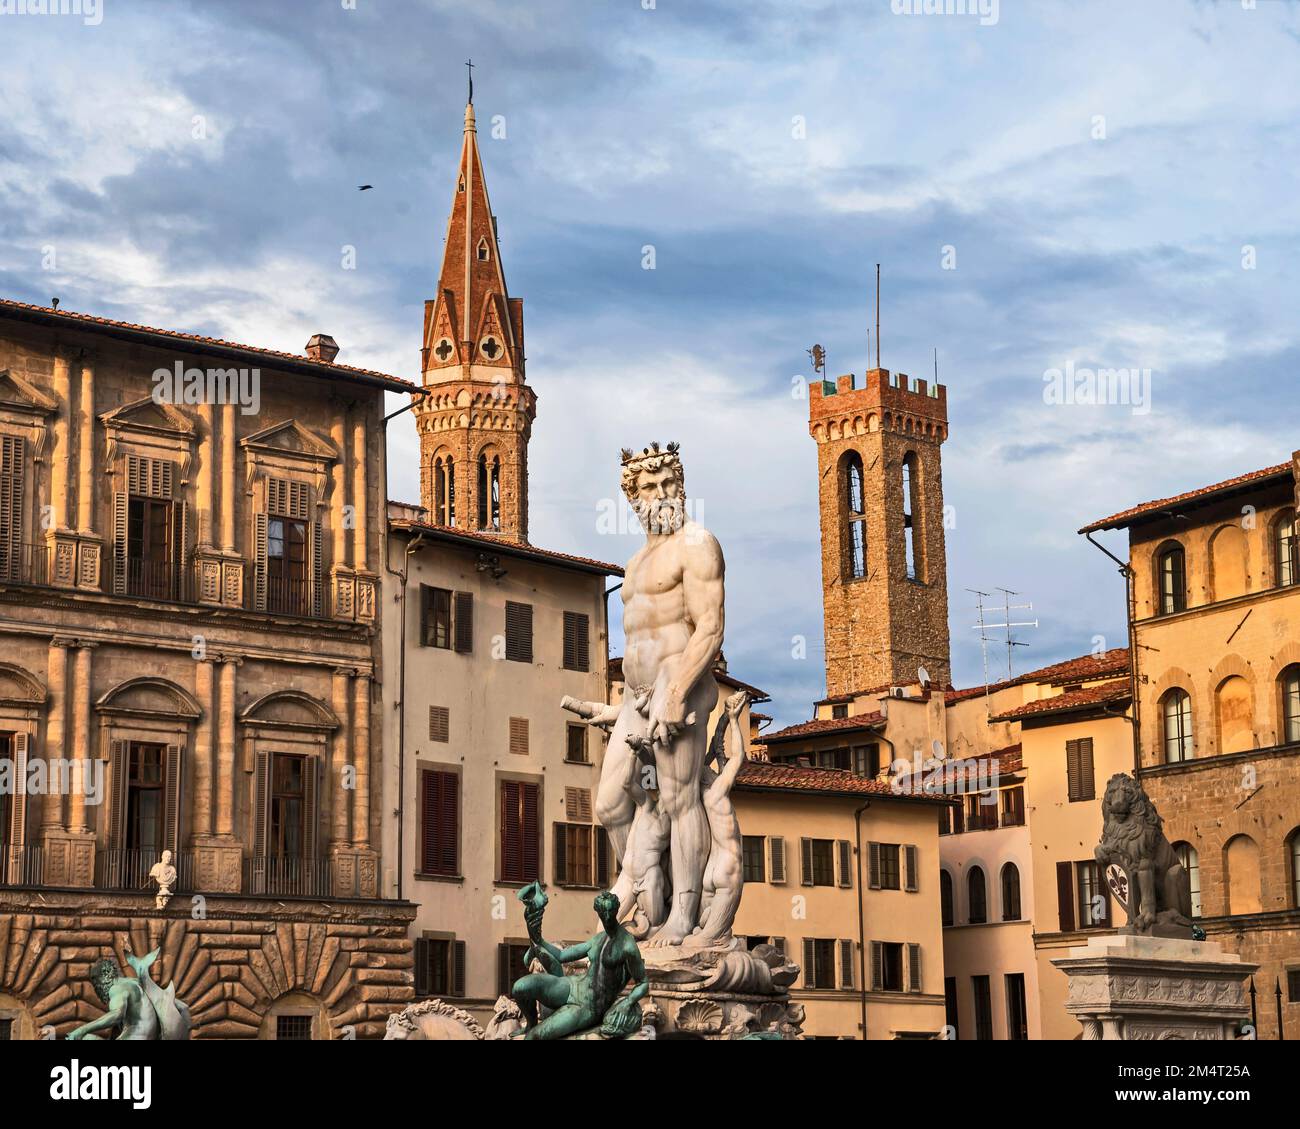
[769,836,786,883]
[509,717,529,756]
[420,769,459,876]
[127,455,174,499]
[505,601,533,663]
[801,838,835,886]
[499,780,539,883]
[562,611,590,672]
[0,436,24,580]
[1056,860,1076,931]
[454,592,474,653]
[836,839,853,888]
[563,787,592,823]
[907,943,922,993]
[420,586,452,649]
[839,939,855,989]
[802,938,837,990]
[413,937,465,998]
[267,478,310,520]
[871,941,905,992]
[742,836,765,883]
[428,706,450,743]
[1066,738,1095,802]
[553,822,594,887]
[904,844,919,892]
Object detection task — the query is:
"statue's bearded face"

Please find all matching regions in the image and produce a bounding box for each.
[629,464,685,535]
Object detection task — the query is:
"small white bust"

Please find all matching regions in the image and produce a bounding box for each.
[149,849,178,909]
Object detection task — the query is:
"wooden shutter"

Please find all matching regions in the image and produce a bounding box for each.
[302,756,319,858]
[904,844,919,892]
[107,740,129,847]
[1066,740,1079,800]
[553,822,567,885]
[419,586,433,647]
[870,941,883,991]
[500,781,520,881]
[802,939,816,989]
[0,435,24,577]
[421,769,459,875]
[907,943,922,993]
[595,825,611,889]
[505,601,533,663]
[839,939,855,989]
[453,592,474,653]
[253,513,269,611]
[414,938,431,996]
[509,717,529,756]
[1056,860,1076,931]
[837,839,853,888]
[800,837,814,886]
[428,706,450,742]
[310,520,324,616]
[253,751,272,858]
[162,744,184,857]
[112,492,129,594]
[1078,738,1095,801]
[564,787,592,823]
[453,941,467,996]
[521,783,539,881]
[868,841,881,889]
[563,611,590,672]
[7,733,28,880]
[769,837,786,883]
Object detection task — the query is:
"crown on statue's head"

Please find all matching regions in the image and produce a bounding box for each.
[620,441,685,498]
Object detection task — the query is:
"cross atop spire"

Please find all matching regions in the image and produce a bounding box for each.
[466,57,475,104]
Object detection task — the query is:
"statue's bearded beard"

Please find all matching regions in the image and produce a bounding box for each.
[633,494,685,535]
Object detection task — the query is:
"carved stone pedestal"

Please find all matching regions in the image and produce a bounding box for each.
[1051,933,1256,1041]
[332,847,379,898]
[636,943,805,1040]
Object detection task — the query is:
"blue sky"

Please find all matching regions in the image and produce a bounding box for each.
[1,0,1297,727]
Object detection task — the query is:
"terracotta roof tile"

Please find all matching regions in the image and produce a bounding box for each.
[945,648,1130,703]
[763,712,885,744]
[736,758,943,801]
[1079,462,1292,534]
[990,678,1131,722]
[0,298,417,392]
[390,518,623,575]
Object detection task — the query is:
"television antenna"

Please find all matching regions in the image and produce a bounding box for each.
[969,587,1038,699]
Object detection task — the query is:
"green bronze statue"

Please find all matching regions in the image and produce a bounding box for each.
[66,948,192,1041]
[511,883,649,1040]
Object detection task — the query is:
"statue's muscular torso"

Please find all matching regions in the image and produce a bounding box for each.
[621,522,710,691]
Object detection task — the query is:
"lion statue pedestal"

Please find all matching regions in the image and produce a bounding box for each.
[1051,934,1256,1041]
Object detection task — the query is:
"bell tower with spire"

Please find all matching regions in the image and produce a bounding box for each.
[416,78,535,543]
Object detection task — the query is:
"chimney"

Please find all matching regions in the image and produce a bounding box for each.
[305,334,339,363]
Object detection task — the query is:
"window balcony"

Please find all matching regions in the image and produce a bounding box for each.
[244,855,349,898]
[94,847,196,893]
[0,543,51,587]
[0,845,43,886]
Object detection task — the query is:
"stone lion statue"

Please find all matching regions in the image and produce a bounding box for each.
[1094,773,1192,936]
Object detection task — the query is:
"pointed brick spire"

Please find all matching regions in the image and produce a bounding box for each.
[421,99,522,381]
[416,93,536,544]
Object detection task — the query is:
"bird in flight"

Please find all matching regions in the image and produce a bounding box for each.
[358,184,373,191]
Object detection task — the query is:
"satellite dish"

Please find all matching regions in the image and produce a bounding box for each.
[917,666,930,686]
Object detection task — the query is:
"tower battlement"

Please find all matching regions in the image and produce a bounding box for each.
[809,368,947,443]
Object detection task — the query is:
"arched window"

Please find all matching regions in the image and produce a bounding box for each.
[1225,834,1262,915]
[1000,863,1021,921]
[1156,544,1186,615]
[434,456,456,527]
[1161,689,1194,763]
[477,453,501,532]
[843,453,866,580]
[901,452,921,581]
[940,870,953,927]
[1215,676,1253,755]
[1281,665,1300,745]
[1174,842,1201,917]
[1275,516,1297,588]
[967,867,987,925]
[1288,828,1300,909]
